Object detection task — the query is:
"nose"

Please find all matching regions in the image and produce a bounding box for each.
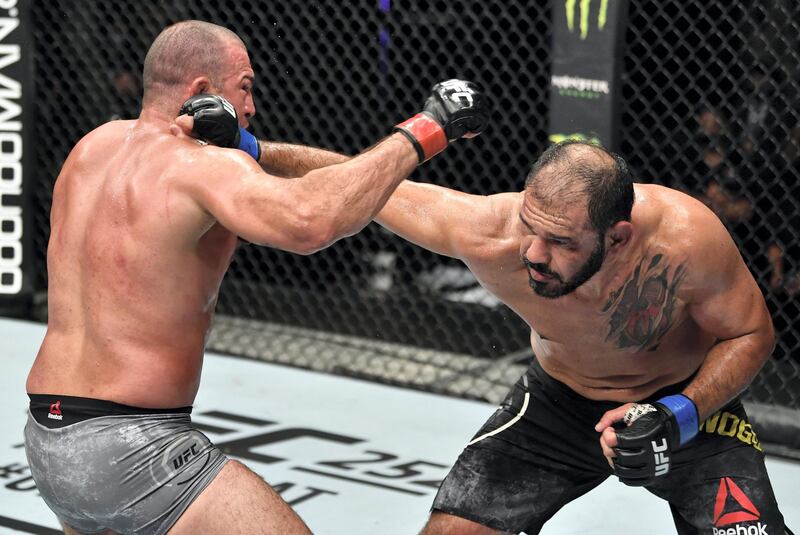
[245,94,256,120]
[522,236,550,266]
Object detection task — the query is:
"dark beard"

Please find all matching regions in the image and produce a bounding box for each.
[526,238,605,299]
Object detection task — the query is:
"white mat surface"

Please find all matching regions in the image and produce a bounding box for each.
[1,319,797,534]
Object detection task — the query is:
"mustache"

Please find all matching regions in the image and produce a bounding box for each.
[522,257,562,281]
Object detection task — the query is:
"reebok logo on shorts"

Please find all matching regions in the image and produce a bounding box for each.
[48,400,63,421]
[711,477,769,535]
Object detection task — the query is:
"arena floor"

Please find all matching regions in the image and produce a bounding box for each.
[1,318,797,535]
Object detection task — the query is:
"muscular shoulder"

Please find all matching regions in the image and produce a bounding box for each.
[169,140,263,196]
[67,120,134,164]
[638,183,715,229]
[638,183,742,297]
[460,191,523,261]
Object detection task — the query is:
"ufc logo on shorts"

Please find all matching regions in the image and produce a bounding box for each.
[652,438,670,477]
[440,80,474,106]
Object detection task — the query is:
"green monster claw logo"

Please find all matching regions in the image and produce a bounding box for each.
[548,132,601,145]
[566,0,609,39]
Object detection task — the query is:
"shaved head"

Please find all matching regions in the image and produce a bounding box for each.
[525,140,634,234]
[142,20,245,107]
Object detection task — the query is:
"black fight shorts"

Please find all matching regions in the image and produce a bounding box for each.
[432,360,790,535]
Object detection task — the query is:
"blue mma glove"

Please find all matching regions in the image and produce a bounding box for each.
[613,394,700,486]
[178,94,260,161]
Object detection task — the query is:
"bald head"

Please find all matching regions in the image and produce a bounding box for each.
[142,20,245,107]
[525,140,634,234]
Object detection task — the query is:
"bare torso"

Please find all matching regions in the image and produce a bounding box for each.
[464,184,716,401]
[26,119,237,408]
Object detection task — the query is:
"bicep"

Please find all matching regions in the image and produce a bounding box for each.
[376,180,510,259]
[184,149,316,252]
[688,227,771,341]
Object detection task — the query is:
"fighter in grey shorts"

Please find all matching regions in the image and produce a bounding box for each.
[24,394,228,535]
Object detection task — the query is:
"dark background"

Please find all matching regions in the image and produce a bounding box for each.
[26,1,800,410]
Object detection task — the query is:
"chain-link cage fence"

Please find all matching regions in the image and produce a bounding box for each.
[620,2,800,425]
[28,2,799,427]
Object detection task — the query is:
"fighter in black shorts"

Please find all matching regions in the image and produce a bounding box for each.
[433,359,786,534]
[372,141,793,534]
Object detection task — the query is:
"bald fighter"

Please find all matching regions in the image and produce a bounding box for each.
[24,20,488,535]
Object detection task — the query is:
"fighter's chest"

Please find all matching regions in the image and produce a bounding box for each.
[494,253,690,352]
[597,253,689,351]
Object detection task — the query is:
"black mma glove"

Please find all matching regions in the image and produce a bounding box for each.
[613,394,700,487]
[178,94,261,161]
[394,79,490,163]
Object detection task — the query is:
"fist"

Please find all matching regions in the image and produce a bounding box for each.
[394,79,490,163]
[178,94,260,160]
[423,79,490,140]
[612,395,699,487]
[178,94,241,149]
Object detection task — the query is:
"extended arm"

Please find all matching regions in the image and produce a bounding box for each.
[257,141,350,177]
[182,79,489,177]
[187,134,417,254]
[375,180,517,259]
[177,80,491,254]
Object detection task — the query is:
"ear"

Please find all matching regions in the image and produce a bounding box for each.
[606,220,633,250]
[187,76,213,96]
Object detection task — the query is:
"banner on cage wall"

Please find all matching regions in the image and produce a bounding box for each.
[0,0,34,317]
[549,0,629,150]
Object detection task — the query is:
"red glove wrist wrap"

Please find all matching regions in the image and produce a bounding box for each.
[394,113,448,163]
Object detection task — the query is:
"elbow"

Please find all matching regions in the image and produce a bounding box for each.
[292,232,336,255]
[763,317,777,359]
[287,209,339,255]
[748,314,777,366]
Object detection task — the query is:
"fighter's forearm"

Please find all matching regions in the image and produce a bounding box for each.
[682,328,775,420]
[296,133,418,249]
[258,141,350,177]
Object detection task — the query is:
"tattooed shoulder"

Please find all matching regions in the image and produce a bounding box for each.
[601,253,687,351]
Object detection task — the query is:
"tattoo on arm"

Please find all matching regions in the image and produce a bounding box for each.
[602,254,687,351]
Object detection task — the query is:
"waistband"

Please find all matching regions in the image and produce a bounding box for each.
[28,393,192,429]
[528,358,696,406]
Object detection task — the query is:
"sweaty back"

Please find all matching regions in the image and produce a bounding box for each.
[39,120,237,406]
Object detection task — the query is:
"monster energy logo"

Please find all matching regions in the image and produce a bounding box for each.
[566,0,609,39]
[551,75,609,99]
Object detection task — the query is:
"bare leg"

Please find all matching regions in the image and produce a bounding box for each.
[169,460,312,534]
[421,511,511,535]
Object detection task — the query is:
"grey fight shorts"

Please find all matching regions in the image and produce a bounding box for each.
[24,394,228,535]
